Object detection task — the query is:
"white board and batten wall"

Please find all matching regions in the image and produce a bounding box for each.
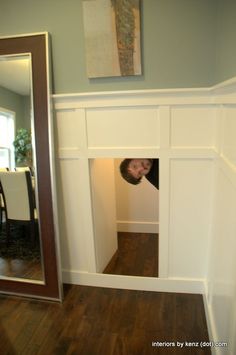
[54,88,217,286]
[54,78,236,354]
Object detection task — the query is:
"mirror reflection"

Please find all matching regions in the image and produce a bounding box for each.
[90,158,159,278]
[0,55,44,282]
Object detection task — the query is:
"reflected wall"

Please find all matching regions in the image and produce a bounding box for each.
[0,55,44,282]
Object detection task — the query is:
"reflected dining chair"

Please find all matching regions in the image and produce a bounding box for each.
[0,171,38,245]
[0,167,9,230]
[15,166,31,173]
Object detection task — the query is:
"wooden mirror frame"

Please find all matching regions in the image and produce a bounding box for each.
[0,33,62,301]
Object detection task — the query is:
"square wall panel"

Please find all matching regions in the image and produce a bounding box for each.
[169,159,213,278]
[56,110,80,149]
[86,107,160,148]
[222,106,236,167]
[170,106,217,148]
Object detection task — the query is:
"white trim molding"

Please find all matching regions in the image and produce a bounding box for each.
[117,220,159,234]
[53,76,236,109]
[62,270,205,294]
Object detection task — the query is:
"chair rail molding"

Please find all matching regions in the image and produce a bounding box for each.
[53,76,236,109]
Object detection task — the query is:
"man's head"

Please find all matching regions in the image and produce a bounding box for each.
[119,159,153,185]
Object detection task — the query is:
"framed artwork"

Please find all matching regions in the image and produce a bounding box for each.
[82,0,142,78]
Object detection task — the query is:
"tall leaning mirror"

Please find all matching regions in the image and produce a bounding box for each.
[0,33,62,301]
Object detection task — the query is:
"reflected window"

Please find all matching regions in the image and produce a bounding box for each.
[0,109,15,170]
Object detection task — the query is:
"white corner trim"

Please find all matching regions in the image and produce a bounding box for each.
[117,220,159,233]
[211,76,236,95]
[203,284,220,355]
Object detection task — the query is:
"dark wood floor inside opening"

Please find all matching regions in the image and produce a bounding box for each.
[103,232,159,277]
[0,284,211,354]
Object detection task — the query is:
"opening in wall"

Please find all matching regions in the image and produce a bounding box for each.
[89,158,159,277]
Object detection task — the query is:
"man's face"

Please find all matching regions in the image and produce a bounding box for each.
[128,159,152,179]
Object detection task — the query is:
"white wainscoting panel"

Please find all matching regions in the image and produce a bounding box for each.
[170,106,218,148]
[54,80,236,299]
[56,110,80,151]
[221,105,236,165]
[168,159,214,279]
[206,164,236,355]
[54,89,216,295]
[58,158,96,273]
[86,107,160,148]
[56,109,88,159]
[204,103,236,355]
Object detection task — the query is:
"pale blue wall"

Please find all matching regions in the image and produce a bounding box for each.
[0,86,26,131]
[215,0,236,84]
[0,0,235,93]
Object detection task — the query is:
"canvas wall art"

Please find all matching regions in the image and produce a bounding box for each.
[82,0,142,78]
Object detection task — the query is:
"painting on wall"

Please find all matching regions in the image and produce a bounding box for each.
[82,0,142,78]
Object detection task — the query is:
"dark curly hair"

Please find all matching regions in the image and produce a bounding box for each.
[119,159,142,185]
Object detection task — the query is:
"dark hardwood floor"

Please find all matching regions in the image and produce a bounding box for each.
[0,232,210,354]
[0,257,43,280]
[0,221,43,280]
[103,232,159,277]
[0,284,211,354]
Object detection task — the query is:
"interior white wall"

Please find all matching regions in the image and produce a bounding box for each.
[114,158,159,233]
[89,159,118,273]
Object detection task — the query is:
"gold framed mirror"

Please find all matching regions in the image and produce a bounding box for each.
[0,33,62,301]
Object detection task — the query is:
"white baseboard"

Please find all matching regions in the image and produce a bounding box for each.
[62,270,204,294]
[203,296,217,355]
[117,220,159,234]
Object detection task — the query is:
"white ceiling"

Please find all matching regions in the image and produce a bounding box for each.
[0,56,31,96]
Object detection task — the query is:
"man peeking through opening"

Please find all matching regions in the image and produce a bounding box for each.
[119,159,159,189]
